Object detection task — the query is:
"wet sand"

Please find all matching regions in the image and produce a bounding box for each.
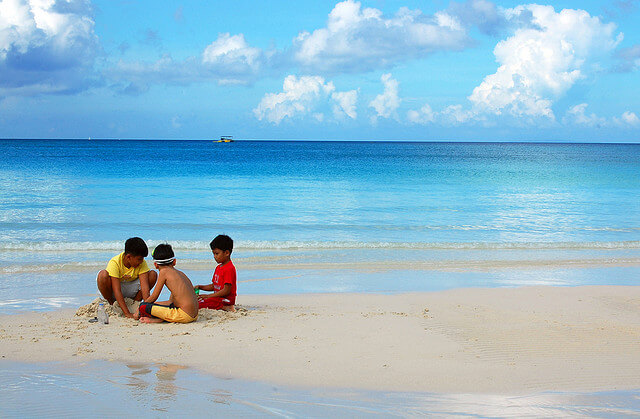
[1,286,639,393]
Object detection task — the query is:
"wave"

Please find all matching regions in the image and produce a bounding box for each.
[1,239,639,252]
[4,257,640,275]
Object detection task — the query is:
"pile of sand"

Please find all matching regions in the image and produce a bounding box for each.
[75,298,140,318]
[75,298,248,322]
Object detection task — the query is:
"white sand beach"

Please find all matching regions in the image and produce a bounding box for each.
[1,286,639,394]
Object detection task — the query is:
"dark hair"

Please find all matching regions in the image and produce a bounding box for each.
[152,243,175,265]
[124,237,148,257]
[210,234,233,254]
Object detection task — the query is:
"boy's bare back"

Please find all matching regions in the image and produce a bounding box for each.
[160,267,198,318]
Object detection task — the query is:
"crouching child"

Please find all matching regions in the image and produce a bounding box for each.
[135,244,198,324]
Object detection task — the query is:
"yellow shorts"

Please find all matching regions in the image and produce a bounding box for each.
[139,302,197,323]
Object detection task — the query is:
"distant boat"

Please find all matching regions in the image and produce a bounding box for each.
[213,135,234,143]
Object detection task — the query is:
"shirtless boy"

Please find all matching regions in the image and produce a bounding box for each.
[135,243,198,324]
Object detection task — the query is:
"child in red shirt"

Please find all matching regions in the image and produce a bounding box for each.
[194,235,237,311]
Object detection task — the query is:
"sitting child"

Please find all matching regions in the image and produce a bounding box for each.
[135,243,198,324]
[194,234,237,311]
[97,237,157,319]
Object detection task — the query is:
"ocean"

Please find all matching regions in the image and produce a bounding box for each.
[1,139,639,311]
[1,139,639,416]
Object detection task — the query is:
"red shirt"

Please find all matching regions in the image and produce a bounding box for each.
[212,261,237,304]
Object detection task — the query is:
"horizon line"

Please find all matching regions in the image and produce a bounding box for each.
[2,138,640,145]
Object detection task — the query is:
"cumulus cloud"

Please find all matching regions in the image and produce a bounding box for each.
[202,33,265,83]
[254,75,365,124]
[562,103,606,127]
[407,104,435,124]
[109,32,273,93]
[559,104,640,128]
[331,89,358,119]
[613,110,640,127]
[369,73,400,122]
[293,0,470,73]
[407,102,476,126]
[254,75,334,124]
[0,0,99,96]
[469,5,622,120]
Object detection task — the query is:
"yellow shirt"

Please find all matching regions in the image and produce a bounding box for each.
[106,252,150,282]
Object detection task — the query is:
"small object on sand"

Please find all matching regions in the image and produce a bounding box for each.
[88,317,98,323]
[97,303,109,324]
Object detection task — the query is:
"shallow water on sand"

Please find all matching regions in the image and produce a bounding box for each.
[1,264,639,314]
[1,360,639,417]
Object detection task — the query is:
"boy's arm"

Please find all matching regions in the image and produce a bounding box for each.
[201,284,231,299]
[194,283,215,292]
[111,277,133,318]
[139,271,151,299]
[145,274,166,304]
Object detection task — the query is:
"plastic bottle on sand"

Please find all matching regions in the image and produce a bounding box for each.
[97,302,109,324]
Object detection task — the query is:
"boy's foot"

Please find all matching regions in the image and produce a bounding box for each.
[140,317,164,323]
[222,305,236,312]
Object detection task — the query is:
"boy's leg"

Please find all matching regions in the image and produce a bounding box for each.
[138,302,195,323]
[138,301,171,323]
[96,270,115,304]
[140,317,164,323]
[198,297,233,311]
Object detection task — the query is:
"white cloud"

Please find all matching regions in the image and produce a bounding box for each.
[202,33,264,83]
[469,5,622,120]
[621,111,640,126]
[562,103,606,127]
[254,75,338,124]
[407,103,435,124]
[331,89,358,119]
[369,73,400,121]
[407,102,475,126]
[613,110,640,127]
[561,104,640,128]
[293,0,470,73]
[111,32,269,92]
[440,104,475,125]
[254,74,361,124]
[0,0,98,96]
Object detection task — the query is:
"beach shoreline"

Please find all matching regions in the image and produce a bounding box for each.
[1,285,639,394]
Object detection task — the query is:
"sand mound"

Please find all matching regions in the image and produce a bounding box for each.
[197,306,248,322]
[75,298,140,317]
[76,298,247,322]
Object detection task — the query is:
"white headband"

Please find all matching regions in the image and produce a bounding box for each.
[153,257,176,264]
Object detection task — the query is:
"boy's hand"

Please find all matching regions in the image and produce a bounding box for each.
[124,312,135,319]
[133,312,140,320]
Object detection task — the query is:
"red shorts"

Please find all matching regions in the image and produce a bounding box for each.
[198,297,232,310]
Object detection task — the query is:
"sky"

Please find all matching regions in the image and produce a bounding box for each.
[1,0,640,142]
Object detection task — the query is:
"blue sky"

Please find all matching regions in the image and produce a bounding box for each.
[1,0,640,141]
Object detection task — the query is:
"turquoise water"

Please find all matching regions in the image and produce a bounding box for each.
[0,140,639,311]
[2,140,639,245]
